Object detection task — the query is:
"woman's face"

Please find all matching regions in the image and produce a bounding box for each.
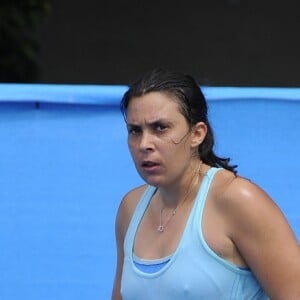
[126,91,199,188]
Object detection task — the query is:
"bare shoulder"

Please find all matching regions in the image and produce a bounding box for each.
[116,184,148,238]
[211,169,276,213]
[119,184,148,214]
[213,170,300,298]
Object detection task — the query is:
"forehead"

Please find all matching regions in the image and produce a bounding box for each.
[126,92,183,123]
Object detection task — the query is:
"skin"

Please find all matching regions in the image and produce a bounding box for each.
[112,92,300,300]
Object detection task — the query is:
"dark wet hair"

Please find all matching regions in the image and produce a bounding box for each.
[120,68,237,174]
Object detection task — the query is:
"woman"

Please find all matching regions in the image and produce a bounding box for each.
[112,69,300,299]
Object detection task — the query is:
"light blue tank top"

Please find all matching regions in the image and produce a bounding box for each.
[121,168,268,300]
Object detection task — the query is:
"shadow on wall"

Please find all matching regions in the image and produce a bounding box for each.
[36,0,300,86]
[0,1,52,82]
[2,1,299,86]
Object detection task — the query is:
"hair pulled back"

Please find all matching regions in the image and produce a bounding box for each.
[120,68,237,174]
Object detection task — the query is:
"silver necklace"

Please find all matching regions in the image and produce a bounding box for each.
[157,161,202,232]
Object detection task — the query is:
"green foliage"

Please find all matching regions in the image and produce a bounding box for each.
[0,0,51,82]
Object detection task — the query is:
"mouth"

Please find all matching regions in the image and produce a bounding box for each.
[141,160,160,171]
[142,160,158,166]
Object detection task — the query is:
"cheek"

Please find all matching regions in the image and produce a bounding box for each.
[127,139,144,165]
[167,142,194,167]
[127,140,137,156]
[160,142,190,164]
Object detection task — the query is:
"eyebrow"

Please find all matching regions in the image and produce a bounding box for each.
[127,118,172,127]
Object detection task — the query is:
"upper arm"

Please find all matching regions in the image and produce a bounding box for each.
[111,185,147,300]
[111,199,126,300]
[223,178,300,299]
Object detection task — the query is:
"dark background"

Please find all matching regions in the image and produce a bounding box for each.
[4,0,300,86]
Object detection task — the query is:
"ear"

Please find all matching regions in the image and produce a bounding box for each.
[190,122,207,148]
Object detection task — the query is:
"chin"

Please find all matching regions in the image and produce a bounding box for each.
[138,173,165,188]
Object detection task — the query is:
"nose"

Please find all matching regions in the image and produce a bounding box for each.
[139,131,154,152]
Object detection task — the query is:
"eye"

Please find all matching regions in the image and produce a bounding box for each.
[127,125,141,135]
[153,122,168,132]
[157,124,166,131]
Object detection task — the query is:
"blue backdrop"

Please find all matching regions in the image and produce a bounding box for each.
[0,84,299,299]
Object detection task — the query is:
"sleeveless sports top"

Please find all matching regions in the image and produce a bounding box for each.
[121,168,268,300]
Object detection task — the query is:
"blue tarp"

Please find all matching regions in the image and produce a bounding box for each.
[1,84,300,104]
[0,84,299,300]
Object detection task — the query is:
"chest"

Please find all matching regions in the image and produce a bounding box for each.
[122,233,256,300]
[133,194,246,269]
[133,202,191,258]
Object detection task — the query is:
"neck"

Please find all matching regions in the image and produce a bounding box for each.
[158,160,202,209]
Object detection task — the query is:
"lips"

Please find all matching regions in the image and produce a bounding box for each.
[142,161,158,167]
[141,160,160,172]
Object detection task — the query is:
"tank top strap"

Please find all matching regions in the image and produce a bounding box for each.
[192,167,222,224]
[124,185,156,253]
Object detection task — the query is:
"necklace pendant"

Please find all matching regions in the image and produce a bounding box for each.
[157,225,164,232]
